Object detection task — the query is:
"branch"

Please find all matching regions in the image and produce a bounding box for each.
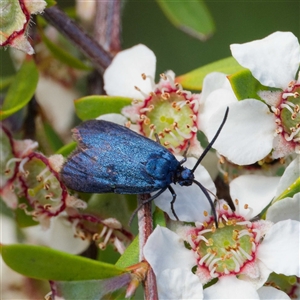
[137,194,158,300]
[43,6,113,73]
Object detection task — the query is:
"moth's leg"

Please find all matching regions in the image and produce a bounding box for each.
[168,185,179,220]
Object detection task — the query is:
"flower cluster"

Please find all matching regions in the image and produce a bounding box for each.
[144,161,300,299]
[1,29,299,300]
[200,31,300,166]
[0,126,133,254]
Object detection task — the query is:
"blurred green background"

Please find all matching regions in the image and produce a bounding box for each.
[1,0,299,77]
[122,0,300,75]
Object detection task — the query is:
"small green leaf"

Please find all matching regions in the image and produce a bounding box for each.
[0,59,38,120]
[275,177,300,201]
[176,57,245,91]
[74,96,132,120]
[42,121,64,153]
[156,0,215,40]
[53,274,131,300]
[1,244,126,281]
[44,0,56,7]
[0,76,14,90]
[153,207,166,227]
[228,69,275,101]
[39,28,91,71]
[115,236,139,269]
[56,142,77,156]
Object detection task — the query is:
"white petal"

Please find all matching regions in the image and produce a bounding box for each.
[275,156,300,198]
[1,215,18,244]
[157,268,203,299]
[239,260,272,290]
[23,216,89,254]
[154,158,216,222]
[206,99,276,165]
[103,44,156,98]
[201,72,233,102]
[204,276,259,299]
[257,219,300,276]
[257,286,290,300]
[229,175,279,219]
[200,73,237,133]
[143,226,195,275]
[35,77,77,135]
[267,193,300,222]
[230,31,300,89]
[96,113,127,125]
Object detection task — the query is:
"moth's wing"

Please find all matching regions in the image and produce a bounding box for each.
[61,120,180,194]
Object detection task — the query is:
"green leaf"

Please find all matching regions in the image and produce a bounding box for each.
[39,27,91,71]
[176,57,245,91]
[228,69,276,101]
[0,76,14,90]
[74,96,132,120]
[156,0,215,41]
[275,177,300,201]
[44,0,56,7]
[56,142,77,156]
[115,236,139,269]
[0,59,38,120]
[53,274,131,300]
[153,207,166,227]
[1,244,126,281]
[42,121,64,152]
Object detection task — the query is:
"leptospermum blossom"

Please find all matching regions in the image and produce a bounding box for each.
[201,31,300,165]
[0,0,46,54]
[144,174,300,299]
[103,44,203,156]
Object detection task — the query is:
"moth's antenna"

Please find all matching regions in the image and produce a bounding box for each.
[193,179,218,228]
[192,107,229,173]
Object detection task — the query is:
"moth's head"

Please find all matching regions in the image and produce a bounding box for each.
[177,166,194,186]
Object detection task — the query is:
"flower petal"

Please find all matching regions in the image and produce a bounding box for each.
[200,72,237,133]
[230,31,300,89]
[96,113,127,125]
[103,44,156,98]
[157,268,203,299]
[267,193,300,222]
[257,286,290,300]
[23,216,90,254]
[143,226,195,275]
[257,219,300,276]
[154,158,216,222]
[206,99,276,165]
[239,259,272,290]
[229,175,280,219]
[275,156,300,198]
[204,275,259,299]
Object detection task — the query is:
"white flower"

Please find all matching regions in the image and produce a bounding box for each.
[103,44,203,156]
[201,32,300,165]
[144,174,299,299]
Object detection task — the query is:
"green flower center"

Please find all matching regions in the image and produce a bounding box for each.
[136,78,199,153]
[276,83,300,146]
[190,214,257,277]
[18,153,67,217]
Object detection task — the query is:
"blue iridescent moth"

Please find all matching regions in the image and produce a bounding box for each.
[61,107,229,223]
